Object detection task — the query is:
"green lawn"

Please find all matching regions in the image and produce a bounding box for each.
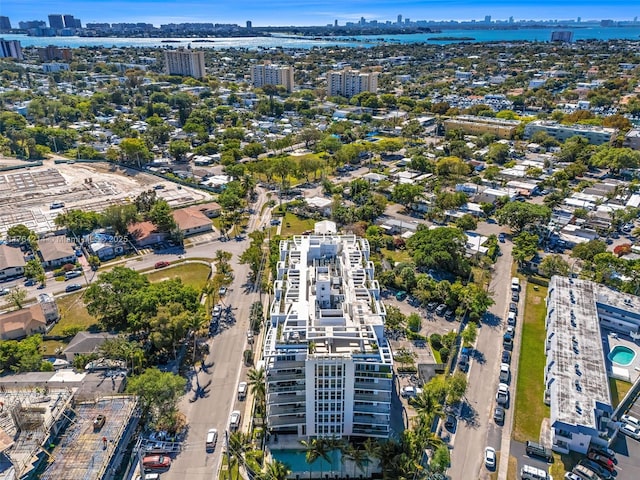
[280,212,316,237]
[513,282,550,443]
[145,263,211,291]
[382,248,412,265]
[609,377,633,407]
[49,292,98,336]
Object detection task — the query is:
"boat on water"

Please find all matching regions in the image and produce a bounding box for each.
[160,39,181,43]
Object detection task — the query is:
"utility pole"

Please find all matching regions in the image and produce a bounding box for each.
[224,429,232,476]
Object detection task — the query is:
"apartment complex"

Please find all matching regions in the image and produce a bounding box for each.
[265,233,393,440]
[163,49,206,78]
[545,276,640,454]
[0,38,23,60]
[525,120,616,145]
[250,63,295,92]
[38,45,73,61]
[444,115,520,139]
[327,68,379,98]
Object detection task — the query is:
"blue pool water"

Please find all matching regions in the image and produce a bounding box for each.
[270,449,341,473]
[608,345,636,367]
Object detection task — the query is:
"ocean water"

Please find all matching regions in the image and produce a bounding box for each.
[3,26,640,50]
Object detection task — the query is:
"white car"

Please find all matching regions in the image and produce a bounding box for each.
[621,414,640,428]
[499,363,510,383]
[238,381,248,400]
[496,383,509,406]
[484,446,496,468]
[229,410,241,430]
[620,423,640,440]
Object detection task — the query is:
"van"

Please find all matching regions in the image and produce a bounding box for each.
[521,464,551,480]
[511,277,520,291]
[526,441,553,462]
[508,311,517,325]
[65,270,82,280]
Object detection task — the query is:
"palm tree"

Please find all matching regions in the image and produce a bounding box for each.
[363,438,381,477]
[342,443,368,478]
[247,367,266,414]
[186,311,207,363]
[262,459,291,480]
[300,438,331,479]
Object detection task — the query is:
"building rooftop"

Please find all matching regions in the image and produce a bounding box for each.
[38,235,75,262]
[40,397,137,480]
[546,277,611,429]
[0,245,25,271]
[266,233,391,365]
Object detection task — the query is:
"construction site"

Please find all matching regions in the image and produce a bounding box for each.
[0,388,138,480]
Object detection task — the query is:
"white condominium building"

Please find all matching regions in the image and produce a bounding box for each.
[163,49,206,78]
[327,68,379,98]
[265,233,393,439]
[250,63,295,92]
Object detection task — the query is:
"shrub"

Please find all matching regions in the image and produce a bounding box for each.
[407,313,422,332]
[439,347,450,364]
[430,333,443,349]
[62,263,75,272]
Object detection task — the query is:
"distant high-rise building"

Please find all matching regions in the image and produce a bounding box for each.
[360,17,366,26]
[577,17,581,23]
[63,15,76,29]
[0,17,11,32]
[397,14,402,25]
[74,19,82,29]
[509,16,514,24]
[48,14,64,30]
[484,15,492,23]
[327,67,378,98]
[551,30,574,43]
[0,39,23,60]
[163,49,206,78]
[334,19,338,27]
[246,20,252,29]
[38,45,72,61]
[250,63,294,92]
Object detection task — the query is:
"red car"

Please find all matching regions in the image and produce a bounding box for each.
[154,261,170,269]
[142,455,171,469]
[587,452,615,472]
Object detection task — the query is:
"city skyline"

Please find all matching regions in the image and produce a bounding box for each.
[2,0,636,27]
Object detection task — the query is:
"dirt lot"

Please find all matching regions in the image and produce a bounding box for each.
[0,159,210,236]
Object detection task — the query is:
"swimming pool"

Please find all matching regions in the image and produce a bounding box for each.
[608,345,636,367]
[270,449,341,473]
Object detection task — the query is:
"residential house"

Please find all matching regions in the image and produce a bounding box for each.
[63,332,119,363]
[83,230,126,260]
[127,221,168,247]
[172,207,213,237]
[305,196,333,217]
[195,202,222,218]
[0,304,48,340]
[0,245,26,281]
[38,236,76,268]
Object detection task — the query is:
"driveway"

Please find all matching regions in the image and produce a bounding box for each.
[510,440,550,478]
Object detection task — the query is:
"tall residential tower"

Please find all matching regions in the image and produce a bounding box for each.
[250,63,295,92]
[264,232,393,440]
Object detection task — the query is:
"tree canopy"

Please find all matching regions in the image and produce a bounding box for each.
[406,226,470,278]
[496,202,551,234]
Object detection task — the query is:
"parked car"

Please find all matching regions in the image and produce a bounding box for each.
[395,290,408,301]
[65,283,82,293]
[229,410,241,431]
[218,286,227,296]
[444,414,456,431]
[427,302,438,312]
[444,309,455,320]
[509,302,518,314]
[588,445,616,462]
[587,452,615,472]
[494,406,505,424]
[484,447,496,469]
[503,334,513,350]
[93,414,106,431]
[507,311,517,326]
[435,304,447,316]
[620,422,640,440]
[511,291,520,302]
[142,455,171,470]
[579,460,613,480]
[525,441,553,462]
[212,304,222,318]
[499,363,510,383]
[498,233,505,242]
[237,382,248,400]
[496,383,509,406]
[501,350,512,364]
[24,278,36,287]
[154,261,170,269]
[506,326,515,338]
[564,473,582,480]
[621,414,640,428]
[0,288,10,296]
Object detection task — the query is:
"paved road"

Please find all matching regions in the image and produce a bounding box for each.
[448,227,514,480]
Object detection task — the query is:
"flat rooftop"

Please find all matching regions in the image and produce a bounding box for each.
[40,397,137,480]
[546,277,611,428]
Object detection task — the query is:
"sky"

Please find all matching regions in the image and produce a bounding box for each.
[3,0,635,27]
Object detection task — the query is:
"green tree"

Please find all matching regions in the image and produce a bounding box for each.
[247,367,266,411]
[512,232,539,267]
[24,259,44,280]
[300,438,331,479]
[496,202,551,234]
[119,137,151,165]
[407,312,422,333]
[485,142,510,164]
[455,214,477,231]
[126,367,186,423]
[168,139,191,162]
[6,224,34,243]
[461,322,477,346]
[4,287,27,310]
[591,146,640,173]
[539,254,570,278]
[54,209,103,235]
[101,204,138,235]
[148,199,176,232]
[407,226,470,277]
[391,183,425,210]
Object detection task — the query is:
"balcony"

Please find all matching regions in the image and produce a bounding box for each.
[353,414,389,425]
[352,425,389,437]
[354,392,391,403]
[269,415,305,428]
[267,372,305,382]
[269,405,306,416]
[354,379,392,391]
[353,403,391,414]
